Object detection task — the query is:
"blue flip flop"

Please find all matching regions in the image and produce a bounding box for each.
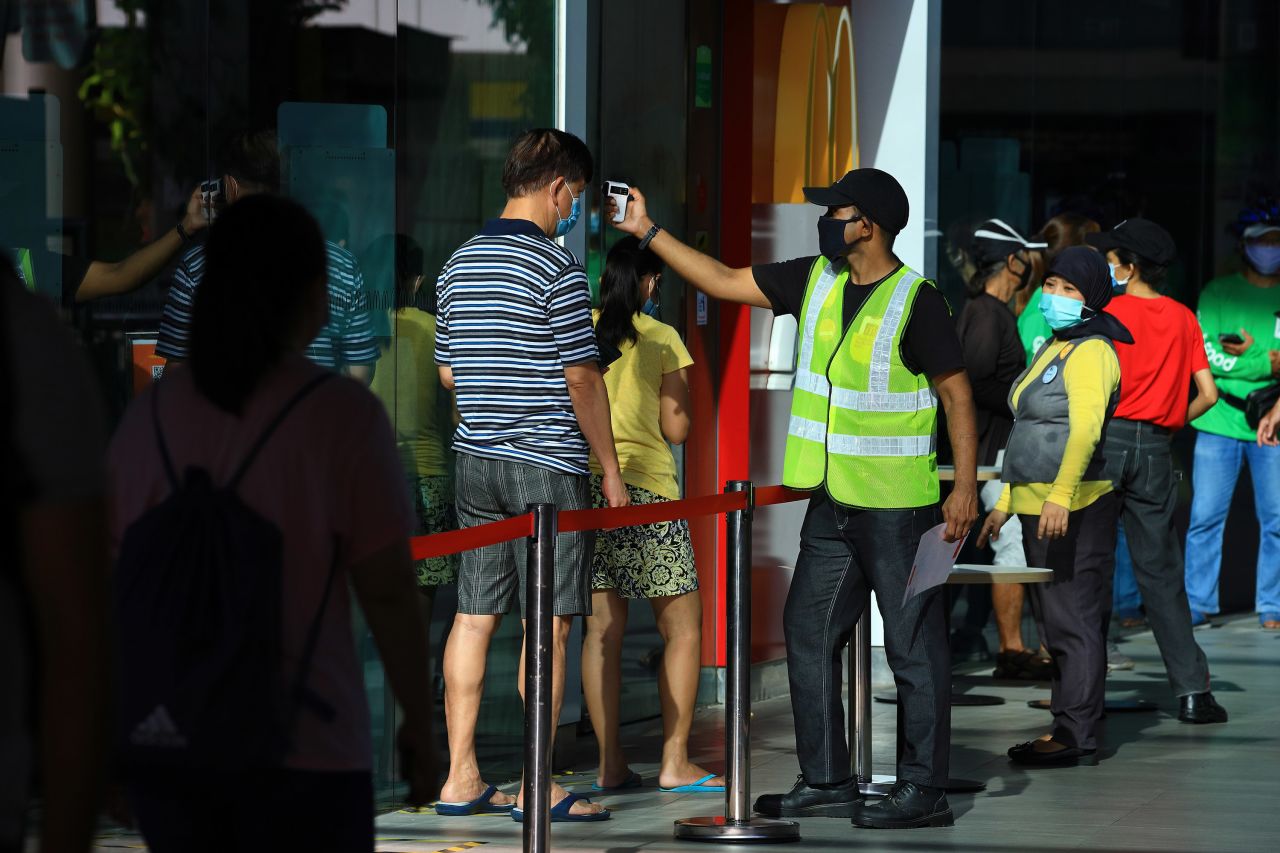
[434,784,514,816]
[591,770,643,792]
[511,792,611,823]
[659,773,725,794]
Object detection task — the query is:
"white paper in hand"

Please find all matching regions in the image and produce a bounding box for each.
[902,523,967,606]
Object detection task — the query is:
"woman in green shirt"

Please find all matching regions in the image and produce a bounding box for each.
[1017,213,1100,363]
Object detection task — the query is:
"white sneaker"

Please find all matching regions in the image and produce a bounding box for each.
[1106,641,1134,672]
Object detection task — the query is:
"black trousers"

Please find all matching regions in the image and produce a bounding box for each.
[784,493,950,788]
[1021,493,1118,750]
[1101,419,1210,697]
[129,767,374,853]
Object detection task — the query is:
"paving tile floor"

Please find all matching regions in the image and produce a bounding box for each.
[93,614,1279,852]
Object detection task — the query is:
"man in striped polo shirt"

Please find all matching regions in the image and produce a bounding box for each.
[156,131,379,382]
[434,129,628,822]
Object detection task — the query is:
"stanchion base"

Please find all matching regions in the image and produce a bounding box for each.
[674,816,800,843]
[1027,698,1157,712]
[858,774,987,795]
[857,774,898,797]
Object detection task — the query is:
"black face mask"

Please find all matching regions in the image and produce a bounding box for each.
[817,216,856,261]
[1011,254,1033,291]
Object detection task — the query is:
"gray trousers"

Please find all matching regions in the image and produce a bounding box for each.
[1101,419,1211,697]
[1021,494,1117,751]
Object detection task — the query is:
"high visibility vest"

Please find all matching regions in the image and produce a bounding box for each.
[782,258,939,509]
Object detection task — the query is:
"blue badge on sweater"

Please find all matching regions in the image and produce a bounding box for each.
[1042,365,1059,384]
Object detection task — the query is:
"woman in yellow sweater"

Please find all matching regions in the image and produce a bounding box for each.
[978,246,1133,766]
[580,238,723,794]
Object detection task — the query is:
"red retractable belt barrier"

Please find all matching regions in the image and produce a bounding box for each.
[407,483,812,561]
[410,513,534,561]
[560,491,747,533]
[755,485,811,507]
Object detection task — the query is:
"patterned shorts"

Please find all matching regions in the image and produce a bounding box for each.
[590,477,698,599]
[408,473,459,590]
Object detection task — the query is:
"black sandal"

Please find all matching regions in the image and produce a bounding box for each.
[1008,738,1097,767]
[992,649,1054,681]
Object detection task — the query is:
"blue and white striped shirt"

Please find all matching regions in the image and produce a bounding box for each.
[156,241,379,369]
[435,218,598,475]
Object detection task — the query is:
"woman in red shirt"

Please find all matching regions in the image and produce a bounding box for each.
[1084,218,1227,724]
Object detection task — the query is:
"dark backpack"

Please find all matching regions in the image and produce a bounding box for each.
[114,372,336,771]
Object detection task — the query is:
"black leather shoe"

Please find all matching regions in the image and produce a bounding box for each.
[1179,691,1228,724]
[753,775,863,818]
[1008,739,1097,767]
[849,781,953,829]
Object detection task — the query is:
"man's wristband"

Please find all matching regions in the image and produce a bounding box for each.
[176,219,193,244]
[638,223,661,251]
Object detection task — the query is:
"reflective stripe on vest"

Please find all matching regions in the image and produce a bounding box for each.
[828,433,935,457]
[792,261,843,399]
[787,414,828,443]
[830,387,935,413]
[867,270,918,393]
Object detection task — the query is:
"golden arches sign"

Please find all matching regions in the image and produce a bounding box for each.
[771,5,859,203]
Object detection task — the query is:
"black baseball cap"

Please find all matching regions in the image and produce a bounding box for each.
[1085,218,1176,266]
[803,168,909,235]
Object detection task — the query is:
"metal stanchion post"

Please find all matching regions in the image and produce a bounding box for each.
[675,481,799,843]
[850,607,893,796]
[523,504,556,853]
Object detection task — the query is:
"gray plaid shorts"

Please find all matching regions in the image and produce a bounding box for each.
[454,452,594,617]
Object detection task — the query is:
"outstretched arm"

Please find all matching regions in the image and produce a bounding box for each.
[76,187,209,302]
[610,187,771,308]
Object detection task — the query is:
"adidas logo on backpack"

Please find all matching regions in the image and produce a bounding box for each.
[129,705,188,749]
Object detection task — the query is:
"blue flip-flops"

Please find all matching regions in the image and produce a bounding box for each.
[591,770,643,792]
[511,792,611,823]
[659,773,725,794]
[434,784,514,816]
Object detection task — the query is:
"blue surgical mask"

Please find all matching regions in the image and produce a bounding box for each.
[1039,292,1088,330]
[555,185,582,238]
[1245,243,1280,276]
[641,298,660,318]
[1109,263,1130,290]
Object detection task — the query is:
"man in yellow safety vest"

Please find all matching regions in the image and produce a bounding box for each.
[610,168,978,829]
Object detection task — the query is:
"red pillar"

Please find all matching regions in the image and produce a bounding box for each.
[712,0,755,667]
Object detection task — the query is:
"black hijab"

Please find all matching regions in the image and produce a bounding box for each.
[1045,246,1133,343]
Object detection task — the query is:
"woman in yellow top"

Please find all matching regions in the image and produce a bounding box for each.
[579,238,723,794]
[978,246,1133,767]
[370,236,459,601]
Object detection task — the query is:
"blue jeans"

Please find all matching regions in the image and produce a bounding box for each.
[1185,430,1280,617]
[1112,521,1143,617]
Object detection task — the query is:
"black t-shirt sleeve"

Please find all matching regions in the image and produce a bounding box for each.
[901,284,965,379]
[751,256,819,319]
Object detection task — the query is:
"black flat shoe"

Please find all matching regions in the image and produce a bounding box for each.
[849,781,953,829]
[1008,739,1097,767]
[1179,691,1228,724]
[753,775,863,818]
